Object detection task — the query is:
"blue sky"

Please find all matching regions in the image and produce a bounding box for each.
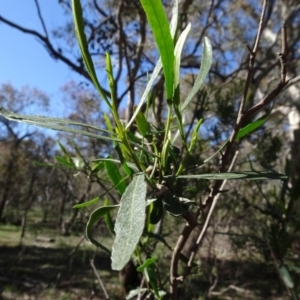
[0,1,83,116]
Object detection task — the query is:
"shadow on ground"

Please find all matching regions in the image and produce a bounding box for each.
[0,245,120,299]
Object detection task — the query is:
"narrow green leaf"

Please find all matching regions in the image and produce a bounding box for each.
[181,37,212,112]
[135,108,151,138]
[90,160,105,172]
[140,0,174,100]
[111,174,147,270]
[188,118,203,152]
[236,104,273,139]
[73,196,100,209]
[279,265,294,289]
[126,59,162,130]
[137,257,157,272]
[57,141,71,160]
[174,23,191,89]
[0,108,120,142]
[172,171,287,180]
[169,0,179,38]
[125,0,178,130]
[0,108,114,135]
[104,113,114,132]
[104,160,127,195]
[86,205,119,253]
[204,106,273,164]
[71,0,110,107]
[104,199,115,236]
[114,144,133,176]
[55,156,75,168]
[105,52,118,110]
[91,158,139,172]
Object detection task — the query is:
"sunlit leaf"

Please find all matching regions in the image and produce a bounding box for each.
[73,196,100,209]
[140,0,174,100]
[181,37,212,111]
[91,158,139,172]
[126,0,178,129]
[54,156,75,168]
[71,0,110,107]
[111,174,147,270]
[188,118,203,152]
[0,108,119,142]
[135,108,151,138]
[174,23,191,89]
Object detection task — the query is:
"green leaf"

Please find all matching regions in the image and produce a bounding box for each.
[105,52,118,110]
[91,158,139,172]
[236,104,273,139]
[90,160,105,172]
[174,23,191,89]
[140,0,174,100]
[57,141,71,161]
[111,174,147,270]
[181,37,212,112]
[279,264,294,289]
[55,156,75,168]
[188,118,203,152]
[172,171,287,180]
[104,160,127,195]
[125,0,178,130]
[86,205,119,253]
[135,108,151,138]
[126,59,162,130]
[0,108,119,142]
[73,196,100,209]
[204,106,273,164]
[203,142,227,164]
[104,199,115,236]
[71,0,110,107]
[137,257,157,272]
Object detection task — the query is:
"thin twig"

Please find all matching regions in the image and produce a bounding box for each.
[279,22,287,84]
[187,151,239,268]
[90,257,110,299]
[239,0,268,115]
[34,0,48,37]
[170,211,198,300]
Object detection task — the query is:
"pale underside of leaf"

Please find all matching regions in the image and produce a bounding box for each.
[170,171,287,180]
[111,174,147,270]
[181,37,213,112]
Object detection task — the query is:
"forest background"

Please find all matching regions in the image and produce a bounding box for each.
[0,0,300,299]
